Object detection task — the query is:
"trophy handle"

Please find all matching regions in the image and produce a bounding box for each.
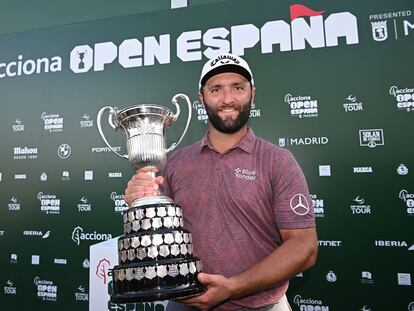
[167,93,192,153]
[97,106,129,159]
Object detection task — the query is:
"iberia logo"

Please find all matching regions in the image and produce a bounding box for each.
[96,258,111,284]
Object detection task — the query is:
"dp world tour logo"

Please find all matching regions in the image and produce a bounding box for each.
[96,258,111,284]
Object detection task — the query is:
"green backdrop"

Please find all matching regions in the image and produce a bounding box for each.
[0,0,413,310]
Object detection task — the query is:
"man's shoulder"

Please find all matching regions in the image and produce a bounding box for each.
[168,139,202,162]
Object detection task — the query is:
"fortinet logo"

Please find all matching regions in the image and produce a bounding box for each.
[318,240,342,247]
[92,146,121,153]
[353,166,373,173]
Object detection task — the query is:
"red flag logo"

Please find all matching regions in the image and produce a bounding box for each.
[290,4,325,21]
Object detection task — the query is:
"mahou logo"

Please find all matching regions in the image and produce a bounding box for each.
[96,258,111,284]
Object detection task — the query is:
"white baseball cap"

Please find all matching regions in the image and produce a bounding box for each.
[199,53,254,90]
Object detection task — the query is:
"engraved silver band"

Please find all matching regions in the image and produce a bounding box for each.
[123,205,183,224]
[113,260,202,282]
[124,216,184,233]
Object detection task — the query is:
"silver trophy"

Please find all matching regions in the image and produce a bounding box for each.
[97,94,204,303]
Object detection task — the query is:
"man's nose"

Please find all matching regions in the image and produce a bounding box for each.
[221,88,234,104]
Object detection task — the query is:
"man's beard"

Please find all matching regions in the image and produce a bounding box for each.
[204,97,252,134]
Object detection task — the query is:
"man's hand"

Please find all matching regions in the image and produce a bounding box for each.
[124,168,164,206]
[177,273,234,311]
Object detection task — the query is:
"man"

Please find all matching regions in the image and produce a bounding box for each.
[125,53,318,311]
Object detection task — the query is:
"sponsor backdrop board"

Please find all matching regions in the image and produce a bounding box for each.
[0,0,413,310]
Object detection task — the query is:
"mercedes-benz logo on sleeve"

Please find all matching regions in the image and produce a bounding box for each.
[290,193,310,216]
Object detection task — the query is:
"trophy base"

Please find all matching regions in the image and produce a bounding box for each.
[110,282,205,304]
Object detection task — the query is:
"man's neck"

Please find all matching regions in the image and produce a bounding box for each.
[207,125,248,154]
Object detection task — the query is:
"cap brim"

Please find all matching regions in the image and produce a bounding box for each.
[200,64,252,89]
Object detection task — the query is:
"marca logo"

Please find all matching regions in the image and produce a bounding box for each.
[389,85,414,112]
[311,194,324,218]
[71,226,112,246]
[109,172,122,178]
[12,118,24,132]
[359,129,384,148]
[278,136,328,147]
[96,258,111,285]
[343,95,363,112]
[293,294,329,311]
[69,5,358,74]
[353,166,373,173]
[41,112,63,132]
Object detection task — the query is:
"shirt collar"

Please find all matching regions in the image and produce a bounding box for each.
[199,127,256,154]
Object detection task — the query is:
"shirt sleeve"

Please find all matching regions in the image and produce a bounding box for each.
[272,149,315,229]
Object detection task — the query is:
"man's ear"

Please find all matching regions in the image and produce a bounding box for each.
[198,91,205,107]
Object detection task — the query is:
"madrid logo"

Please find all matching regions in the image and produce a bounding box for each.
[290,193,310,215]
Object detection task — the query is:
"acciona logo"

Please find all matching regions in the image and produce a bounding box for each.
[311,194,324,218]
[71,226,112,246]
[284,94,319,118]
[293,294,329,310]
[389,85,414,112]
[110,192,128,213]
[41,112,63,132]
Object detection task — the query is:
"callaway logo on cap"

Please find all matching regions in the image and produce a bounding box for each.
[199,53,254,89]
